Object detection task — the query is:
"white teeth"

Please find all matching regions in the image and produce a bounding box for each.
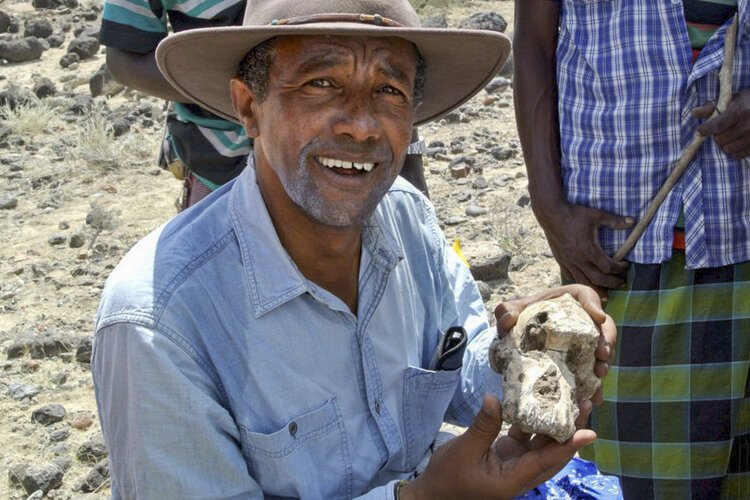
[317,156,375,172]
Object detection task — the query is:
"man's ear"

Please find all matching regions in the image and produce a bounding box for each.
[230,77,260,138]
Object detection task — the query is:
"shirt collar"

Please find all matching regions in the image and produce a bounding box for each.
[229,155,404,318]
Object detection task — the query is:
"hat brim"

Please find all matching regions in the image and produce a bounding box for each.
[156,24,510,126]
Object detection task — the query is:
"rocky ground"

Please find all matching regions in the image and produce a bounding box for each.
[0,0,561,497]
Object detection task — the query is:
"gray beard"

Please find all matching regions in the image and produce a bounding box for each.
[282,148,391,228]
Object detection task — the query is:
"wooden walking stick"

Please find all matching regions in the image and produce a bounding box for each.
[613,14,739,262]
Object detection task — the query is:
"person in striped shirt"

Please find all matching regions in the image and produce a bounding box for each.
[98,0,429,209]
[514,0,750,498]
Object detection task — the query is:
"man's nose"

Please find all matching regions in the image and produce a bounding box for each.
[330,96,381,143]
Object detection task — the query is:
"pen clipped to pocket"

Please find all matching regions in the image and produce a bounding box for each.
[429,326,467,371]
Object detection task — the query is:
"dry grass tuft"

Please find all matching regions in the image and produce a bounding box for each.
[70,101,152,170]
[86,201,120,250]
[0,98,60,136]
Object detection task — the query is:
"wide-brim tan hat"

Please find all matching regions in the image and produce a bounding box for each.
[156,0,511,126]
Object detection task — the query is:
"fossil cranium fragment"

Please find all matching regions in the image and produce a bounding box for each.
[488,293,600,442]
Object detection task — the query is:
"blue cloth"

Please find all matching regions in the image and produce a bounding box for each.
[517,457,623,500]
[556,0,750,268]
[92,157,501,499]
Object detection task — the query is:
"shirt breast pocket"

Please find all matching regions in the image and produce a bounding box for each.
[401,366,461,470]
[239,398,352,499]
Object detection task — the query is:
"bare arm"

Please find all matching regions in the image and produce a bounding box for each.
[513,0,632,295]
[106,46,191,103]
[513,0,565,215]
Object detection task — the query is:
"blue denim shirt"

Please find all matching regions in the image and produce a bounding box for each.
[92,159,502,499]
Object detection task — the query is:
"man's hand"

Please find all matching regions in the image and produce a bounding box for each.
[536,202,633,296]
[494,284,616,404]
[695,89,750,160]
[400,395,596,500]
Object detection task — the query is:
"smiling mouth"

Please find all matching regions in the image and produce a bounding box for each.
[315,156,375,173]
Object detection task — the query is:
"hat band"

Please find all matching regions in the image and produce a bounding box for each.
[270,13,404,28]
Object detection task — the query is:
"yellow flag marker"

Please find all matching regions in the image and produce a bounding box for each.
[451,238,470,268]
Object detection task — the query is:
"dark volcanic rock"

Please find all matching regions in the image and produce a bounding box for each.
[476,280,493,301]
[73,25,99,39]
[7,382,40,400]
[7,333,77,359]
[67,93,93,114]
[33,77,57,98]
[76,337,92,363]
[67,35,99,59]
[31,404,67,426]
[59,51,79,68]
[421,14,447,28]
[33,0,78,9]
[111,116,130,137]
[24,18,53,39]
[69,232,85,248]
[485,76,511,94]
[8,17,20,34]
[19,463,64,495]
[0,37,45,63]
[47,33,64,48]
[77,459,109,493]
[90,63,123,97]
[48,234,67,246]
[458,12,508,33]
[0,11,12,34]
[77,437,108,463]
[470,251,512,282]
[49,428,70,443]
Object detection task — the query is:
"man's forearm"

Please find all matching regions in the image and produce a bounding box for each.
[513,0,565,225]
[106,47,192,103]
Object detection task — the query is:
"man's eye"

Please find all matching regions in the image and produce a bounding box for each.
[309,79,333,88]
[379,85,405,96]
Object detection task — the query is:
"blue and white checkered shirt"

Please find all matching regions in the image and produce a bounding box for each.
[557,0,750,269]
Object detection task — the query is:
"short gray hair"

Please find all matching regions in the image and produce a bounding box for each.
[236,37,426,106]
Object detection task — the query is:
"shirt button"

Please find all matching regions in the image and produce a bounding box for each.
[288,421,298,437]
[375,400,381,415]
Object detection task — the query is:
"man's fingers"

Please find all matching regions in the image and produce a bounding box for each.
[575,400,593,429]
[697,110,734,137]
[494,297,526,338]
[725,142,750,160]
[692,101,716,120]
[599,313,617,361]
[716,131,750,158]
[591,385,604,405]
[463,395,504,456]
[599,213,635,231]
[562,284,607,325]
[509,428,597,493]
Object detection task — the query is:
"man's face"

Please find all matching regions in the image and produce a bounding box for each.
[232,35,418,228]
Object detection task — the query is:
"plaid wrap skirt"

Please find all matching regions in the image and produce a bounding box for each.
[579,253,750,498]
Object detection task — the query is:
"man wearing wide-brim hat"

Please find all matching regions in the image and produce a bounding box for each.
[92,0,615,498]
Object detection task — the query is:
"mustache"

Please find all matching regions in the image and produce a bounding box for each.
[299,138,393,163]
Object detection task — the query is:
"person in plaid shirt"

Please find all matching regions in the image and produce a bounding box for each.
[514,0,750,498]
